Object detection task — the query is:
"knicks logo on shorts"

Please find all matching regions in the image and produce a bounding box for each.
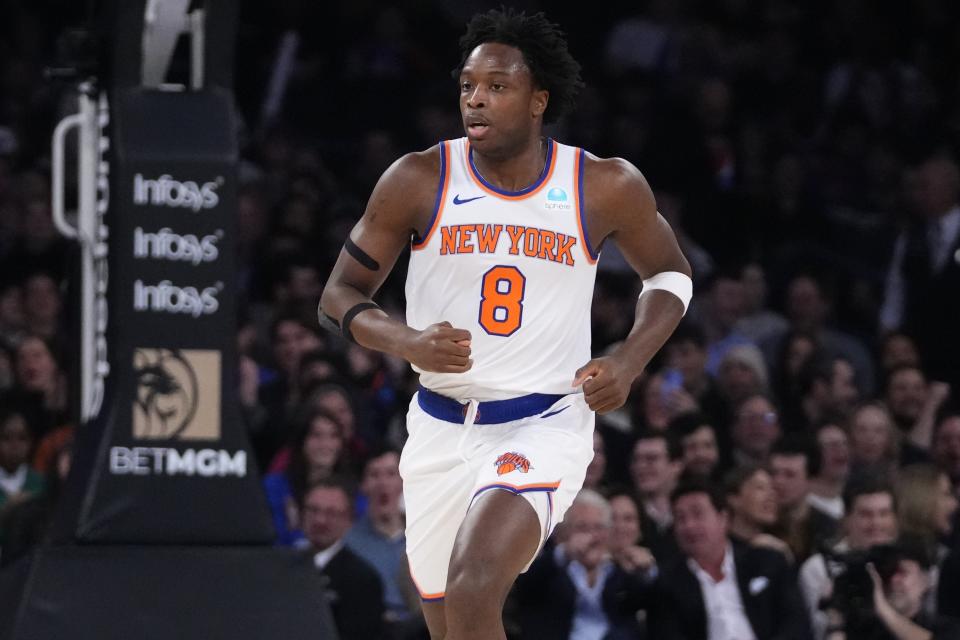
[495,452,532,476]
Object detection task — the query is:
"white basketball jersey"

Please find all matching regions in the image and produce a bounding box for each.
[405,137,600,401]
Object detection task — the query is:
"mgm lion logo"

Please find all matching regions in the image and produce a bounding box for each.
[133,348,220,440]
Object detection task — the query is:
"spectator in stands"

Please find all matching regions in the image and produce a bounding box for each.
[668,412,721,481]
[247,313,324,466]
[764,274,875,395]
[724,464,792,558]
[301,479,385,639]
[583,429,608,491]
[662,323,727,425]
[885,365,951,457]
[650,477,813,639]
[607,489,654,570]
[630,430,682,561]
[344,447,410,624]
[896,464,959,616]
[849,402,901,480]
[263,407,352,547]
[880,153,960,389]
[735,261,789,345]
[808,421,851,520]
[0,279,24,350]
[770,435,840,564]
[799,477,899,640]
[715,346,770,424]
[2,335,67,440]
[694,268,754,376]
[791,355,860,431]
[729,393,782,469]
[879,333,921,374]
[301,382,367,464]
[514,489,653,639]
[823,539,960,640]
[0,437,70,566]
[772,330,820,424]
[20,270,62,341]
[931,409,960,490]
[0,408,43,538]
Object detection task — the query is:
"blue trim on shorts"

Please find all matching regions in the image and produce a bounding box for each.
[417,386,565,425]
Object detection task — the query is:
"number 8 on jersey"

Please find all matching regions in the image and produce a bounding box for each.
[479,266,526,336]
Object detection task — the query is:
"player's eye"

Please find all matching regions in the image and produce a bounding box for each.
[460,81,472,92]
[492,83,504,91]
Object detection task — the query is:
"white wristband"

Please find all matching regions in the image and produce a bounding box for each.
[640,271,692,315]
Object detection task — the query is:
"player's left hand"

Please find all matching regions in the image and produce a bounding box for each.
[572,356,636,414]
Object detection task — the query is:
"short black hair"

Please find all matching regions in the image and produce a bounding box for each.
[666,321,706,349]
[843,474,896,515]
[796,353,836,396]
[770,433,821,477]
[634,428,683,461]
[454,8,583,124]
[671,476,726,513]
[300,476,355,512]
[360,443,401,478]
[668,412,714,440]
[723,463,769,497]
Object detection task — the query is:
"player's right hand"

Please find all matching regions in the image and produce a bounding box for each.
[402,321,473,373]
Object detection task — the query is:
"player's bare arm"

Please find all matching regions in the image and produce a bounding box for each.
[319,147,474,373]
[572,155,692,414]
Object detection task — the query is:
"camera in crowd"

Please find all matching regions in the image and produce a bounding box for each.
[820,540,930,638]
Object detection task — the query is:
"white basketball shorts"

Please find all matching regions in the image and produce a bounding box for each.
[399,386,594,601]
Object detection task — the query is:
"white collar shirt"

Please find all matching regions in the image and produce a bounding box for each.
[688,544,757,640]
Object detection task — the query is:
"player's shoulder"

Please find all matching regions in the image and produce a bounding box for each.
[384,142,444,184]
[579,150,655,215]
[580,151,649,191]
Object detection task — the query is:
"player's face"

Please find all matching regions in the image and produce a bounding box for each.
[459,43,548,157]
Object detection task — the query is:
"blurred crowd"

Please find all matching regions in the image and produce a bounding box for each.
[2,1,960,639]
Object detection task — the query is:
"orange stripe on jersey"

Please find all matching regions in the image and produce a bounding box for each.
[412,141,450,251]
[466,140,557,200]
[573,148,598,264]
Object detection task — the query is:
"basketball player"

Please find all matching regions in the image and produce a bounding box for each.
[319,9,691,639]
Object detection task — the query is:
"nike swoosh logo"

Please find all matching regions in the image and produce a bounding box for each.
[453,194,485,205]
[540,405,571,419]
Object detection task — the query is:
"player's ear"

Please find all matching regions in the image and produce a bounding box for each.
[532,89,548,118]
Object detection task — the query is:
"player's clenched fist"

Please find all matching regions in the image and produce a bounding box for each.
[402,321,473,373]
[572,356,636,414]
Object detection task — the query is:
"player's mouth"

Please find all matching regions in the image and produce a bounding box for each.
[465,116,491,138]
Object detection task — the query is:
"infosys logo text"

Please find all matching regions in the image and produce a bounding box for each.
[134,226,221,265]
[133,173,223,211]
[134,280,222,317]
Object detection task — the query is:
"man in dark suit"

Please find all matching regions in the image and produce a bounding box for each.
[302,478,385,640]
[880,152,960,389]
[513,489,656,640]
[650,477,813,639]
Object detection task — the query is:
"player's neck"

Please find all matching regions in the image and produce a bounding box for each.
[471,135,547,192]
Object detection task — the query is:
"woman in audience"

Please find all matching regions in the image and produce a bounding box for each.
[262,407,353,546]
[896,464,959,616]
[724,464,793,559]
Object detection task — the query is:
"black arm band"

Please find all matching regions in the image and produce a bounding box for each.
[341,302,381,344]
[345,237,380,271]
